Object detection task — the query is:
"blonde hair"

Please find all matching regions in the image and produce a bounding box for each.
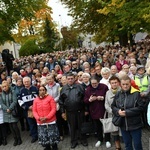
[2,80,9,86]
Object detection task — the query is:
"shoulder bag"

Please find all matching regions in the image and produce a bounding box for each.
[100,112,118,133]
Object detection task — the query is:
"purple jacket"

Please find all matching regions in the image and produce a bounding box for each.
[115,60,128,72]
[84,83,108,119]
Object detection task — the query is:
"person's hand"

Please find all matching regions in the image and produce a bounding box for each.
[140,93,145,97]
[118,109,126,117]
[7,109,10,113]
[62,113,67,120]
[89,95,97,102]
[97,96,104,101]
[40,117,47,123]
[85,111,89,116]
[29,105,33,110]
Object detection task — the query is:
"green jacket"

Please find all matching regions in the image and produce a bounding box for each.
[0,89,18,123]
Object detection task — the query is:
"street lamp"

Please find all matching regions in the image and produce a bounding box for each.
[59,14,63,51]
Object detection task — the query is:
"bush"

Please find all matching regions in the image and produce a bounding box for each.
[19,39,41,56]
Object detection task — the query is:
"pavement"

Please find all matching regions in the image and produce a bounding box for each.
[0,127,150,150]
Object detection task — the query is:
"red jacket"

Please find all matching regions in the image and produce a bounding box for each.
[33,95,56,124]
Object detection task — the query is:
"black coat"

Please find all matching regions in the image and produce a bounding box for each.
[59,83,85,113]
[111,87,144,131]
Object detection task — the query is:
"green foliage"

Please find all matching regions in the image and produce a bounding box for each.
[19,39,41,56]
[61,0,150,45]
[0,0,49,44]
[61,26,78,50]
[39,17,59,53]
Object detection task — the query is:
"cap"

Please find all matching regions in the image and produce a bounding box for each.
[137,65,145,71]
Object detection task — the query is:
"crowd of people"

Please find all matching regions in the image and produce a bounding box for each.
[0,39,150,150]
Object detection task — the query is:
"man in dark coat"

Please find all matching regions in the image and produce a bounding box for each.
[111,75,144,150]
[59,73,88,149]
[2,49,14,75]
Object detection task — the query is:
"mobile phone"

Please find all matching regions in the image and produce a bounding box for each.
[121,107,124,111]
[92,93,96,96]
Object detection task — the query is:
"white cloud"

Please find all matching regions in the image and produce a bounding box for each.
[48,0,73,27]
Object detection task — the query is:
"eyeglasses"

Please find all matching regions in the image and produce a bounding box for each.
[91,82,98,85]
[78,74,82,77]
[67,78,74,80]
[72,63,77,65]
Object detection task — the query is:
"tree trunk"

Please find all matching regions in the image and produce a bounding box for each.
[129,33,135,47]
[112,38,115,45]
[119,32,128,46]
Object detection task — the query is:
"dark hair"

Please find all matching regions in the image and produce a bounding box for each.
[66,72,75,78]
[90,76,99,82]
[109,76,120,83]
[39,85,47,92]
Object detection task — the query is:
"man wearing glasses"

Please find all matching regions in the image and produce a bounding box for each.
[71,61,82,73]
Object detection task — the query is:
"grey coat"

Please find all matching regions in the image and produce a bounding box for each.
[105,89,117,118]
[0,89,18,123]
[105,88,121,135]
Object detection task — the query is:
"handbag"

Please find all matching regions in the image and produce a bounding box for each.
[112,115,123,127]
[12,105,19,118]
[100,112,118,133]
[2,91,19,118]
[28,109,34,118]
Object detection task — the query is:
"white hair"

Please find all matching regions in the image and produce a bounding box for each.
[23,76,31,83]
[12,72,19,79]
[101,67,111,74]
[83,62,90,68]
[82,72,91,78]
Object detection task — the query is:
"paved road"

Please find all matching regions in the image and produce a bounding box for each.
[1,127,150,150]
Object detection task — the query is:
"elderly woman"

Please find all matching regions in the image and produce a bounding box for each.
[42,67,50,77]
[33,85,59,150]
[11,71,19,85]
[0,96,7,146]
[45,74,63,141]
[84,76,111,148]
[77,71,84,84]
[0,81,22,146]
[105,76,121,150]
[100,67,111,89]
[54,65,63,75]
[81,73,91,90]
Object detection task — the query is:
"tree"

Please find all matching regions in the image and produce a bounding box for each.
[19,39,41,56]
[61,0,150,46]
[13,6,53,45]
[61,26,79,50]
[0,0,49,44]
[39,17,59,53]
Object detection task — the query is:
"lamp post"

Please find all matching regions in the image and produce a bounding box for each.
[59,14,63,51]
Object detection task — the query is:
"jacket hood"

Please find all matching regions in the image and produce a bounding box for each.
[130,86,140,94]
[136,73,146,79]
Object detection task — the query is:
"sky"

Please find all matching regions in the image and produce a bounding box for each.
[48,0,73,27]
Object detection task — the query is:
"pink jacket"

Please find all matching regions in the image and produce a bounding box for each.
[33,95,56,124]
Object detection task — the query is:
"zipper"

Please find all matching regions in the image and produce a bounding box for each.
[124,93,128,131]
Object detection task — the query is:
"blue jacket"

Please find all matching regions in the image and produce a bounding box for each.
[18,86,38,111]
